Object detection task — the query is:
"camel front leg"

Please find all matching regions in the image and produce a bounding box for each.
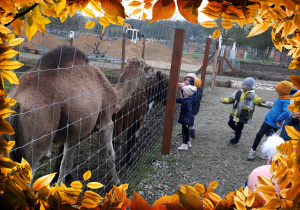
[57,140,77,185]
[100,120,120,185]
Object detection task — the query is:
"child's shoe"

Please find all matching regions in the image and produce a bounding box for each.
[228,138,239,146]
[247,150,257,160]
[259,153,268,160]
[177,144,188,150]
[187,141,192,148]
[189,138,195,142]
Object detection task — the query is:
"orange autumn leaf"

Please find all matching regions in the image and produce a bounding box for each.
[149,0,175,24]
[290,75,300,89]
[101,0,125,20]
[128,1,141,7]
[142,12,147,21]
[144,2,152,10]
[130,191,151,210]
[212,29,221,39]
[177,0,200,24]
[152,194,179,209]
[131,8,142,16]
[32,173,56,190]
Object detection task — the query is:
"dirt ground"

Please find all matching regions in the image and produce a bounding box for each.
[135,75,283,204]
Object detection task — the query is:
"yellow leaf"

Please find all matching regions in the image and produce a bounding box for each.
[90,0,101,12]
[237,19,244,28]
[132,8,142,16]
[117,16,124,26]
[176,189,203,210]
[83,8,95,18]
[144,2,152,10]
[207,2,223,11]
[0,50,19,62]
[264,197,282,209]
[0,108,16,119]
[84,190,103,202]
[128,1,142,7]
[212,29,221,39]
[0,44,13,54]
[104,13,118,24]
[86,21,95,29]
[25,23,37,41]
[194,183,205,193]
[236,190,245,202]
[70,181,83,189]
[203,198,214,209]
[142,12,147,21]
[285,125,300,139]
[247,23,270,37]
[208,192,222,203]
[81,198,97,209]
[234,196,246,210]
[33,172,56,190]
[87,182,104,189]
[282,20,292,38]
[286,183,300,200]
[0,24,12,34]
[149,0,175,24]
[83,170,91,181]
[99,17,110,26]
[10,19,24,36]
[221,20,233,29]
[0,60,24,70]
[59,192,77,205]
[255,186,276,202]
[7,34,15,43]
[200,21,217,28]
[245,190,255,207]
[0,156,18,168]
[209,181,218,189]
[8,38,24,47]
[201,8,220,19]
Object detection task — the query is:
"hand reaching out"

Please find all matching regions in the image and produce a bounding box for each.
[276,122,282,127]
[219,98,224,103]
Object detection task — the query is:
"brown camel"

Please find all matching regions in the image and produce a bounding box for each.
[8,45,145,184]
[112,70,169,164]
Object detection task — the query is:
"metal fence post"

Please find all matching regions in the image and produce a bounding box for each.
[211,41,219,87]
[142,38,146,59]
[162,28,185,154]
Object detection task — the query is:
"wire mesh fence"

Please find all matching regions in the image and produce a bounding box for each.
[6,18,206,196]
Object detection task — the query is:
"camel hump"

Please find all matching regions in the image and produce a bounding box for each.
[38,45,88,69]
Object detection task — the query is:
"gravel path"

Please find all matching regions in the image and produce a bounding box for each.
[136,76,280,204]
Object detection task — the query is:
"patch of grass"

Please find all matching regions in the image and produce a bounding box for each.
[183,54,204,59]
[166,155,178,163]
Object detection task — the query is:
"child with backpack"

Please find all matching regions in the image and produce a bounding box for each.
[188,77,203,141]
[176,85,197,150]
[219,77,273,146]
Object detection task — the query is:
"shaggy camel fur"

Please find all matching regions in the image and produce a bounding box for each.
[8,45,145,184]
[112,71,169,163]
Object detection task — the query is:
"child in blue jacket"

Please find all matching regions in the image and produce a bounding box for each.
[176,85,197,150]
[248,81,293,160]
[188,77,203,141]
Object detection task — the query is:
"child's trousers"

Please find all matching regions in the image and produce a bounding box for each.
[189,126,195,139]
[252,122,278,151]
[182,125,189,144]
[228,119,244,143]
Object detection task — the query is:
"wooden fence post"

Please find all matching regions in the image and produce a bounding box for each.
[211,41,219,87]
[200,37,211,90]
[162,28,185,154]
[121,33,126,73]
[142,38,146,59]
[70,38,73,46]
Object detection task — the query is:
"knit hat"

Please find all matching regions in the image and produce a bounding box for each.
[275,81,293,95]
[189,77,202,89]
[242,77,255,90]
[183,85,197,97]
[184,73,196,81]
